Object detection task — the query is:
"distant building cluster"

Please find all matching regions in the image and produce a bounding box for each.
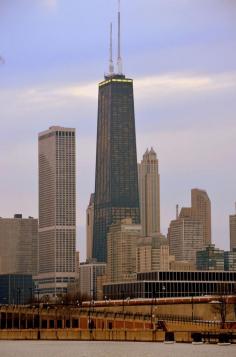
[1,7,235,304]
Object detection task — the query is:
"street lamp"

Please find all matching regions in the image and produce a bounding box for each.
[35,289,40,338]
[121,290,125,313]
[151,291,157,328]
[191,296,194,322]
[88,289,95,331]
[162,285,166,299]
[17,288,21,305]
[28,288,33,305]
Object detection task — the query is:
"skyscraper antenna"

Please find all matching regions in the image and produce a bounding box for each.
[176,204,179,219]
[117,0,123,74]
[109,23,114,75]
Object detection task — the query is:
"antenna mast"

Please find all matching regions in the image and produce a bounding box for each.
[117,0,123,74]
[109,23,114,75]
[176,204,179,219]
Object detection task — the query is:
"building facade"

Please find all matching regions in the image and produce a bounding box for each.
[86,193,94,260]
[136,234,169,273]
[0,214,38,275]
[191,188,211,245]
[0,274,34,305]
[169,260,195,271]
[196,244,224,271]
[168,208,204,265]
[138,148,160,236]
[230,214,236,251]
[37,126,76,296]
[224,249,236,271]
[93,75,140,262]
[79,259,106,300]
[103,270,236,300]
[107,218,141,283]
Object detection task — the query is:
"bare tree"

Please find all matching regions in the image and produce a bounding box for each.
[56,291,90,306]
[211,283,230,329]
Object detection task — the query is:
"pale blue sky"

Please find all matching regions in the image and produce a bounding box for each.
[0,0,236,260]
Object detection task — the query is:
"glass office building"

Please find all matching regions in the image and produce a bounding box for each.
[103,270,236,299]
[0,274,34,305]
[93,75,140,262]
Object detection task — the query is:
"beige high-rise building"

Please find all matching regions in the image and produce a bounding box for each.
[230,214,236,251]
[136,234,169,273]
[86,193,94,260]
[191,188,211,245]
[138,148,160,237]
[0,214,38,275]
[168,208,204,265]
[107,218,141,283]
[37,126,76,296]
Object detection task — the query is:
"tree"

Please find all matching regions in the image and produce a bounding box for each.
[211,283,230,329]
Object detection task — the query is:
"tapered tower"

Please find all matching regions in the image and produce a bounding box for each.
[138,148,161,236]
[92,2,140,262]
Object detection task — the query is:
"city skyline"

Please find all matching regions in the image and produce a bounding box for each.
[0,0,236,260]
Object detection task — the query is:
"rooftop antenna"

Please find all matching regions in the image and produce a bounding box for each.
[117,0,123,74]
[176,204,179,219]
[109,22,114,75]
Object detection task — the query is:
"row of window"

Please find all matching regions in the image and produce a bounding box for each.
[56,131,75,137]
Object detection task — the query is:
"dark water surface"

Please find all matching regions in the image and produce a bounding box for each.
[0,341,235,357]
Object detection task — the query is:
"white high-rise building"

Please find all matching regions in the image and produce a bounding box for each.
[37,126,76,296]
[138,148,160,237]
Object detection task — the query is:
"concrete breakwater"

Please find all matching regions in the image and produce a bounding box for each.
[0,329,235,344]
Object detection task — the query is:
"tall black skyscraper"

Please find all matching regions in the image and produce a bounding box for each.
[92,3,140,262]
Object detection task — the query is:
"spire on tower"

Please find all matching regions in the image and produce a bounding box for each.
[109,22,114,75]
[117,0,123,74]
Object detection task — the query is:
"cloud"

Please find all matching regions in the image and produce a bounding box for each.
[7,71,235,108]
[43,0,57,10]
[134,72,236,99]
